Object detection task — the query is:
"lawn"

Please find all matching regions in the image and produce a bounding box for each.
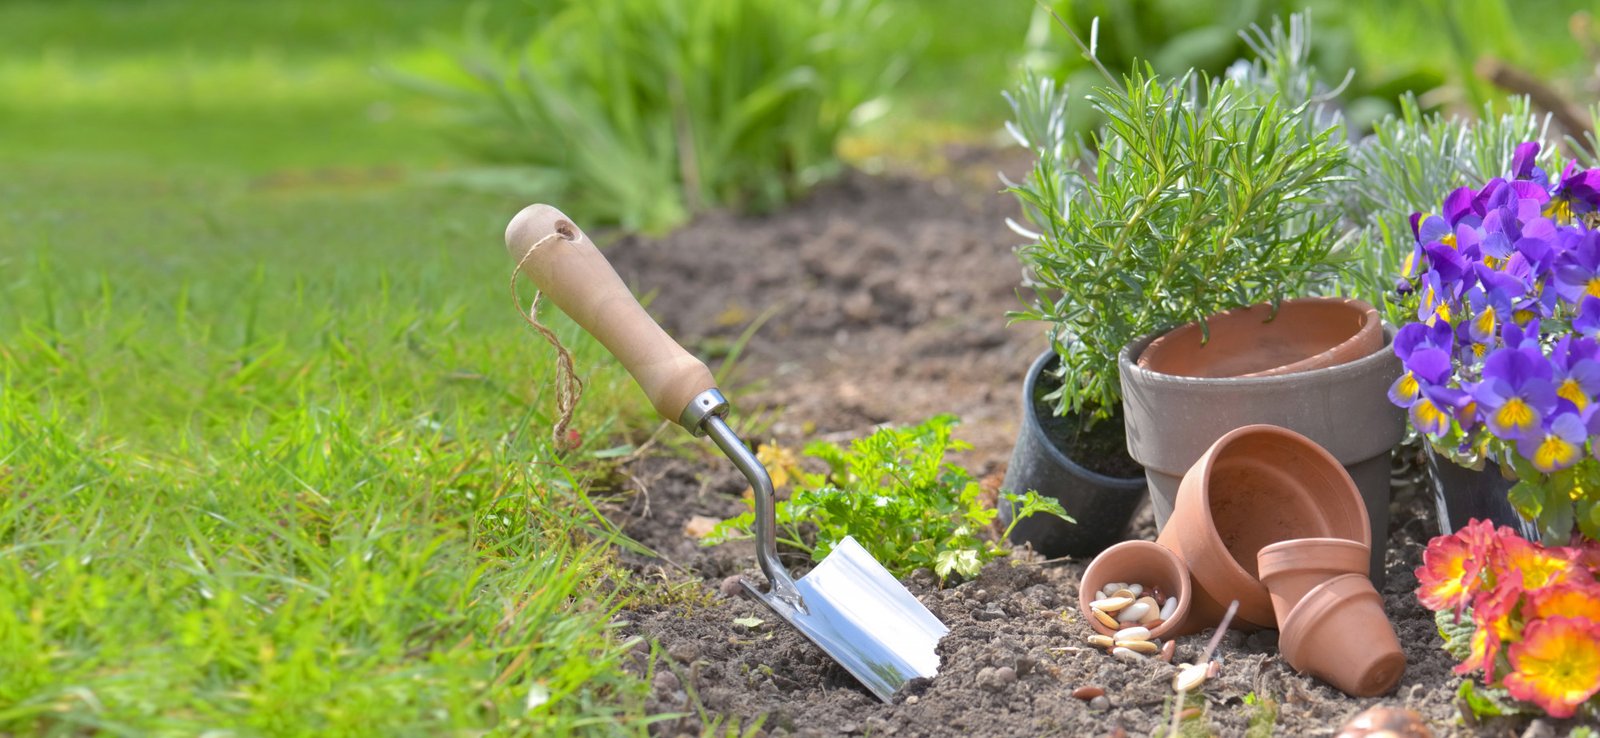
[1,1,662,734]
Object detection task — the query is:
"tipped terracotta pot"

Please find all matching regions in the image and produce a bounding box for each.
[1279,573,1406,697]
[1155,425,1371,630]
[1079,540,1193,640]
[1137,297,1382,378]
[1121,322,1402,587]
[1256,538,1370,631]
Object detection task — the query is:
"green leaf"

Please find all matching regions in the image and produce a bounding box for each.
[1436,608,1476,662]
[732,616,764,629]
[1456,680,1524,719]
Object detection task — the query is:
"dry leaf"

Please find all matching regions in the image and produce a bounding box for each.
[682,515,721,539]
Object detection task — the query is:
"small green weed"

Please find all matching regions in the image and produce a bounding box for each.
[1243,691,1279,738]
[704,415,1069,583]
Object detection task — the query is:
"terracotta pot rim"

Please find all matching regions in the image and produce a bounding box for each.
[1136,297,1379,379]
[1019,350,1145,487]
[1078,540,1193,640]
[1256,537,1371,579]
[1119,321,1396,391]
[1278,573,1381,662]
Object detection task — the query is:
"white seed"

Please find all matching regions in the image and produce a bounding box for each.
[1104,582,1127,596]
[1112,647,1144,661]
[1159,596,1178,620]
[1086,635,1115,649]
[1090,596,1133,613]
[1173,662,1209,691]
[1109,588,1135,600]
[1128,583,1144,597]
[1116,639,1159,654]
[1116,603,1152,624]
[1113,626,1151,641]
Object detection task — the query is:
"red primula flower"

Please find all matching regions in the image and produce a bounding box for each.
[1503,616,1600,719]
[1456,573,1526,680]
[1499,534,1579,593]
[1417,519,1500,613]
[1526,579,1600,623]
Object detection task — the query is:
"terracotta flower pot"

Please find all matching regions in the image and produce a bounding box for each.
[1121,319,1403,586]
[1279,573,1406,697]
[1000,351,1145,558]
[1137,297,1383,379]
[1256,537,1370,631]
[1079,540,1193,639]
[1156,425,1371,630]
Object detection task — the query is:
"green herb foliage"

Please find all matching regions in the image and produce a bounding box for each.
[415,0,903,234]
[1006,60,1350,423]
[704,416,1070,583]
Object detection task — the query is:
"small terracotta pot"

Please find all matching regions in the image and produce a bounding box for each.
[1079,540,1193,640]
[1279,573,1406,697]
[1137,297,1382,379]
[1156,425,1370,630]
[1256,537,1370,630]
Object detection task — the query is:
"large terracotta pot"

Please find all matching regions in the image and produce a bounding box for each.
[1156,425,1371,630]
[1000,351,1145,558]
[1120,314,1403,586]
[1137,297,1382,378]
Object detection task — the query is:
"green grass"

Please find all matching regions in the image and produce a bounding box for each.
[0,0,678,733]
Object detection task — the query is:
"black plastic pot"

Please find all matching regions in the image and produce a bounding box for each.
[998,350,1146,558]
[1422,445,1540,541]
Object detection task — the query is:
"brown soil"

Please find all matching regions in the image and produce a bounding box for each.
[593,152,1576,737]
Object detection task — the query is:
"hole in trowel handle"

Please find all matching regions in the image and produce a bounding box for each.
[554,219,578,240]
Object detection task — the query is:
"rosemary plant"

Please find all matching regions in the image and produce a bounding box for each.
[1006,64,1350,424]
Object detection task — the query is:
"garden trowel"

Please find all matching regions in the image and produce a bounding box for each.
[505,204,948,702]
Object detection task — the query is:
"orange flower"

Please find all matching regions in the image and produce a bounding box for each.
[1526,580,1600,623]
[1499,535,1579,593]
[1417,519,1498,613]
[1563,538,1600,577]
[1503,616,1600,719]
[1456,578,1524,680]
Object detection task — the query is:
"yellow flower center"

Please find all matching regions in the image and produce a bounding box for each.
[1587,278,1600,299]
[1515,309,1535,324]
[1535,434,1580,472]
[1397,373,1419,401]
[1442,232,1458,248]
[1495,398,1536,433]
[1546,198,1574,224]
[1559,379,1590,410]
[1475,307,1497,337]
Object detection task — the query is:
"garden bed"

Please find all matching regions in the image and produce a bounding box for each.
[596,156,1549,736]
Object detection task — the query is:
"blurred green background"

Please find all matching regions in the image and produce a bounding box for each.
[1,0,1595,733]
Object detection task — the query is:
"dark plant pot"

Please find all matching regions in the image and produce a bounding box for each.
[1422,445,1540,541]
[999,350,1146,558]
[1120,324,1405,587]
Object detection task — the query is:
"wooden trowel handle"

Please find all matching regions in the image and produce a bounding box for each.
[505,204,717,429]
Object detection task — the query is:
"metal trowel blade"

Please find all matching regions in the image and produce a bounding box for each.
[742,536,949,702]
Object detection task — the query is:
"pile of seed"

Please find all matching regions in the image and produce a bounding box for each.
[1085,581,1181,663]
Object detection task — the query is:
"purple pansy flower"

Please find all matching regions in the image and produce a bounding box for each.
[1516,406,1587,473]
[1473,345,1557,441]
